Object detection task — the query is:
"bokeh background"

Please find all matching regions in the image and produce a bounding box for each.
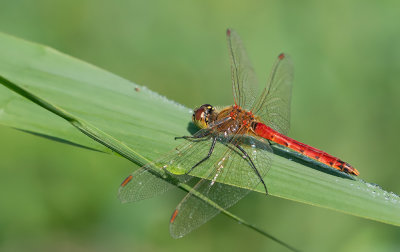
[1,1,400,251]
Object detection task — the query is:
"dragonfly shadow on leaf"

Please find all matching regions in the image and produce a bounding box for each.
[184,120,354,182]
[271,145,356,180]
[186,122,199,135]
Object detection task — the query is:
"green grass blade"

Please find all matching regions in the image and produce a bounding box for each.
[0,32,399,229]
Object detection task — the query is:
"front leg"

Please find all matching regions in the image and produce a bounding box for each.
[185,137,217,175]
[175,129,211,141]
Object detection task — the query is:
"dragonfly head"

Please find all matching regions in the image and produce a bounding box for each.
[192,104,216,129]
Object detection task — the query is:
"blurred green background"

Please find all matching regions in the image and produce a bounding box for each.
[1,0,399,251]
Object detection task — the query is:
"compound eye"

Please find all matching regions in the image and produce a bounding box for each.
[194,107,206,122]
[192,104,212,129]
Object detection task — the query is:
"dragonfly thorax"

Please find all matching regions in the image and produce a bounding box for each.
[214,105,258,135]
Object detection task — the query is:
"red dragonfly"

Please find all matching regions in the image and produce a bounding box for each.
[119,29,359,238]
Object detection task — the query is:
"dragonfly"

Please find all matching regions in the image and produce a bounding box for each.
[119,29,359,239]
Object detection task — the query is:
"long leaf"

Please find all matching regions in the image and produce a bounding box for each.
[0,70,298,252]
[0,32,399,228]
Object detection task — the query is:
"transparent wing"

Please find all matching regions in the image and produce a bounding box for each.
[170,179,249,238]
[169,135,272,238]
[252,53,294,135]
[118,166,174,203]
[227,29,259,110]
[118,129,213,203]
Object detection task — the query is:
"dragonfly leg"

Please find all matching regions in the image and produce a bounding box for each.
[235,144,268,195]
[175,130,211,141]
[185,137,217,175]
[175,136,197,140]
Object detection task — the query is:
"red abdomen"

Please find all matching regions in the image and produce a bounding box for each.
[254,123,359,176]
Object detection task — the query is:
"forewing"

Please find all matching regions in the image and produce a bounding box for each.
[169,136,272,238]
[252,53,294,135]
[227,29,259,110]
[118,129,212,203]
[119,166,174,203]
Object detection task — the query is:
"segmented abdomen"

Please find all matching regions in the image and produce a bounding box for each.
[254,123,359,176]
